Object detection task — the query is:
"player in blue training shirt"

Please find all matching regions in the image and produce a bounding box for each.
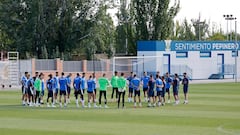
[81,72,86,106]
[87,75,97,108]
[66,73,72,104]
[156,75,164,107]
[73,73,82,107]
[81,72,86,92]
[182,72,189,104]
[26,73,34,106]
[131,74,142,107]
[59,72,68,107]
[165,72,172,103]
[40,74,45,105]
[46,74,55,107]
[92,72,97,103]
[127,72,134,102]
[161,76,166,105]
[147,74,155,107]
[141,72,150,102]
[172,73,180,105]
[21,72,28,105]
[53,72,59,104]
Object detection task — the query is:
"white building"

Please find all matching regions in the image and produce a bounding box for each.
[137,40,240,79]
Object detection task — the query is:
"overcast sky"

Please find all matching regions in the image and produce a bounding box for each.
[109,0,240,34]
[172,0,240,33]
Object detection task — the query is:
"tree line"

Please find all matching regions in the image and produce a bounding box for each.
[0,0,234,60]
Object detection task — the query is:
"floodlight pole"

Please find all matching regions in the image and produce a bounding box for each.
[93,48,95,73]
[223,14,235,41]
[125,35,128,55]
[113,57,115,75]
[191,14,204,41]
[224,14,238,82]
[142,54,145,74]
[198,14,202,41]
[234,19,238,83]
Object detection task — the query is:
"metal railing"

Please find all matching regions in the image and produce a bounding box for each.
[87,60,107,72]
[63,61,83,72]
[171,65,193,79]
[35,59,56,71]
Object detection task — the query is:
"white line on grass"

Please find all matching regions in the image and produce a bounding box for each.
[217,125,239,135]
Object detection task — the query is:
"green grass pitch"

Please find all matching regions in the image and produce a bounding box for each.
[0,83,240,135]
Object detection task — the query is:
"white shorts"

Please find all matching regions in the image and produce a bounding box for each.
[118,88,126,92]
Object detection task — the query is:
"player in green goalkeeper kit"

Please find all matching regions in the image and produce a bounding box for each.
[98,73,110,108]
[111,71,119,102]
[117,73,127,109]
[34,73,43,106]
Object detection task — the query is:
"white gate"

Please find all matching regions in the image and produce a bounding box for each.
[0,61,9,86]
[8,52,19,86]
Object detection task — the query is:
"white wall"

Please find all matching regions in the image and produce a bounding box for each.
[165,52,216,79]
[138,50,240,79]
[235,51,240,79]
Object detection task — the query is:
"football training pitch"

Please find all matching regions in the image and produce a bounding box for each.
[0,83,239,135]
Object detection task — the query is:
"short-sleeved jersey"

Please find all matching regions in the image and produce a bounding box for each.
[127,76,134,88]
[182,77,189,87]
[66,76,71,86]
[148,79,155,91]
[173,78,180,90]
[59,77,67,91]
[21,76,27,87]
[47,78,54,91]
[27,78,33,88]
[81,77,86,89]
[87,79,94,92]
[98,77,109,91]
[32,77,37,86]
[41,79,45,91]
[165,77,172,89]
[156,78,163,91]
[31,78,35,86]
[92,78,96,89]
[111,75,118,88]
[53,76,59,89]
[34,78,42,92]
[141,76,150,88]
[73,76,81,90]
[118,77,127,90]
[131,77,141,91]
[162,80,166,91]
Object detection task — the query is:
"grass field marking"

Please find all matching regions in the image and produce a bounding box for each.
[217,124,240,135]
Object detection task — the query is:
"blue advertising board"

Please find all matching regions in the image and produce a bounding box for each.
[171,41,240,51]
[137,41,240,52]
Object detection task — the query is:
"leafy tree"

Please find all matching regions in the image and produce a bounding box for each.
[0,0,34,58]
[0,0,115,60]
[80,2,115,59]
[132,0,180,40]
[208,33,225,41]
[115,0,136,54]
[172,19,195,40]
[0,30,13,50]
